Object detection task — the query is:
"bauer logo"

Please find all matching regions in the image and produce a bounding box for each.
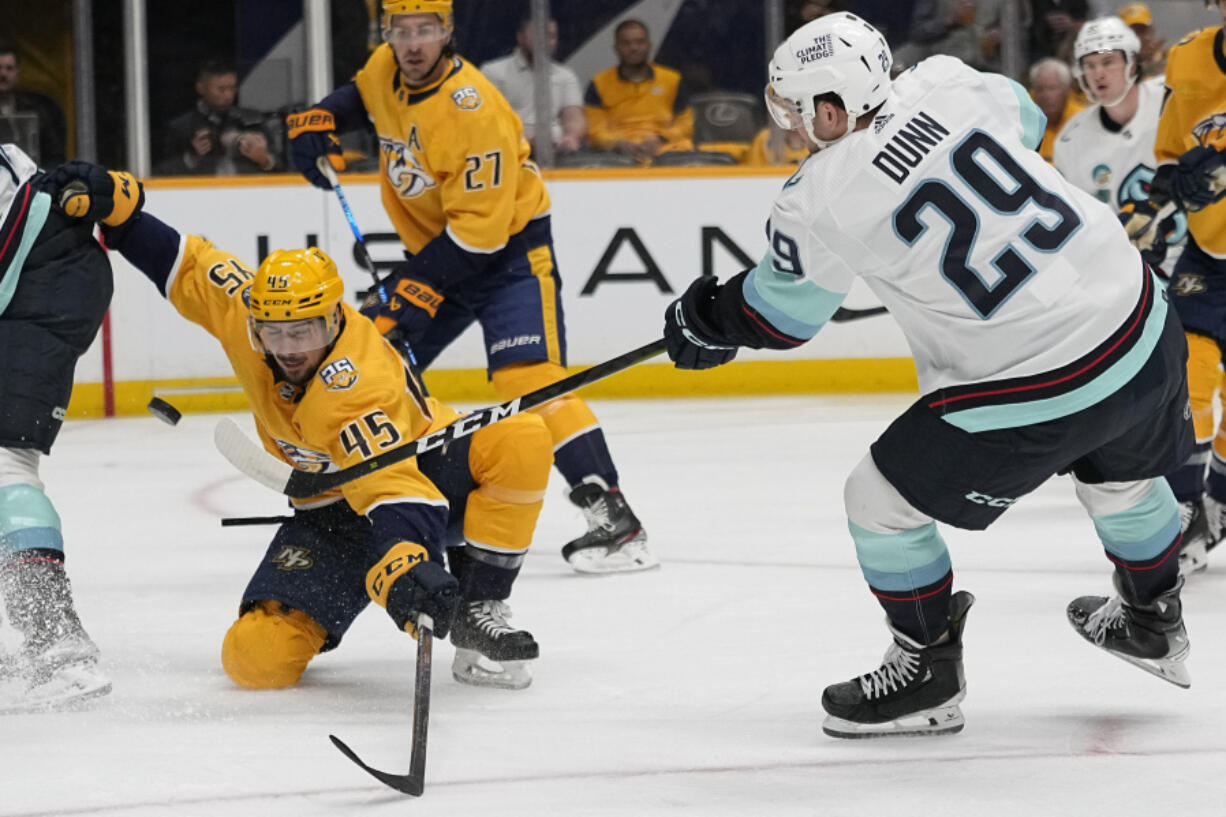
[796,33,834,64]
[319,358,359,391]
[489,334,541,355]
[451,86,482,111]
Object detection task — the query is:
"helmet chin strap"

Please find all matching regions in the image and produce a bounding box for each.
[807,115,853,150]
[1097,78,1136,109]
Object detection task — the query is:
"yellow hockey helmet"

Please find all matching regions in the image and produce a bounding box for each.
[383,0,452,26]
[248,248,345,356]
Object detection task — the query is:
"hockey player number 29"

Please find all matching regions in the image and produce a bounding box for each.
[894,130,1081,319]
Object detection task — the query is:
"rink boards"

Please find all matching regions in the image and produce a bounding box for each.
[66,167,916,418]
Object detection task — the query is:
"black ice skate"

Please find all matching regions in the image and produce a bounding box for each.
[562,476,658,574]
[0,555,111,713]
[450,600,539,690]
[1067,575,1190,688]
[1177,500,1208,576]
[822,591,975,739]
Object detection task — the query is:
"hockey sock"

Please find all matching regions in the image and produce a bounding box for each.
[447,545,521,601]
[849,519,954,645]
[0,483,64,560]
[554,428,618,490]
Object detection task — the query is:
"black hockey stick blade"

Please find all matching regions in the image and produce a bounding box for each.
[330,621,433,796]
[216,338,667,498]
[830,305,888,322]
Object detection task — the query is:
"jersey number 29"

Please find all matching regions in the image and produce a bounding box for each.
[893,130,1081,319]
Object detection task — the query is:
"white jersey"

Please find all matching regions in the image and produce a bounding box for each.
[0,144,38,222]
[1052,76,1186,265]
[746,56,1164,433]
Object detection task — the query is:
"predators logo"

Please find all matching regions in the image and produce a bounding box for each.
[319,357,359,391]
[1193,113,1226,148]
[1172,273,1207,297]
[380,133,436,199]
[451,86,482,111]
[273,439,335,473]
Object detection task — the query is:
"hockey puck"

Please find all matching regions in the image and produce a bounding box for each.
[147,396,182,426]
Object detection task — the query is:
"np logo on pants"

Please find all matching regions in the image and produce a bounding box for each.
[272,546,314,571]
[965,491,1016,508]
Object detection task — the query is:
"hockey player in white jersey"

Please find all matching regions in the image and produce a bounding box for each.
[1054,16,1186,277]
[663,13,1195,738]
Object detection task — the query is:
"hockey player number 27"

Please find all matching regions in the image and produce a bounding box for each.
[893,130,1081,319]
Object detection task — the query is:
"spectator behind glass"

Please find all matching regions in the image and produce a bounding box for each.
[157,61,279,176]
[481,15,586,154]
[0,41,66,166]
[1030,57,1085,162]
[896,0,1008,72]
[743,122,814,166]
[1031,0,1089,61]
[1119,2,1166,78]
[583,19,694,161]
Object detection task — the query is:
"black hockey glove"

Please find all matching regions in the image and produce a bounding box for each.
[44,160,145,227]
[286,107,345,190]
[368,543,459,639]
[664,276,739,370]
[1118,199,1176,262]
[1167,146,1226,211]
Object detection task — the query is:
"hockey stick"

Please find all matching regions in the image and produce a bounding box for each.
[315,157,381,290]
[214,338,668,498]
[330,615,433,796]
[830,305,888,322]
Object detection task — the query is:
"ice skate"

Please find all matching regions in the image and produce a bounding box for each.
[450,600,538,690]
[1067,575,1190,688]
[1204,496,1225,553]
[0,555,111,713]
[562,476,658,574]
[1177,500,1208,576]
[822,591,975,739]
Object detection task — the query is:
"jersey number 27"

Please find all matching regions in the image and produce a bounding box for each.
[893,130,1082,319]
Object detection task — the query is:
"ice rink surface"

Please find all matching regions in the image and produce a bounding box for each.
[2,394,1224,817]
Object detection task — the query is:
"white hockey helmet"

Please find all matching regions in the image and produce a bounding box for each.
[1072,16,1141,106]
[765,12,892,149]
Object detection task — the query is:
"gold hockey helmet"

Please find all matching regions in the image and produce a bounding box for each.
[248,248,345,355]
[383,0,453,26]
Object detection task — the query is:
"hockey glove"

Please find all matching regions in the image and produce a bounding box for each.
[367,543,459,639]
[286,107,346,190]
[44,160,144,227]
[664,275,739,370]
[359,271,445,345]
[1169,145,1226,211]
[1118,199,1176,262]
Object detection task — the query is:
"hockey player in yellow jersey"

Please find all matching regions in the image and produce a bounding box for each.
[44,160,555,691]
[286,0,656,575]
[1132,0,1226,572]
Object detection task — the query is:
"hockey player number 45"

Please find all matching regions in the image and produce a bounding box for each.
[894,130,1082,319]
[340,410,404,460]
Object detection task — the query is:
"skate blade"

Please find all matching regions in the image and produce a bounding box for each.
[0,666,112,715]
[1109,644,1191,689]
[451,649,533,690]
[566,537,660,575]
[822,691,966,739]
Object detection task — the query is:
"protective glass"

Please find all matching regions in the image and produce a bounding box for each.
[251,317,332,356]
[764,83,805,130]
[383,20,450,47]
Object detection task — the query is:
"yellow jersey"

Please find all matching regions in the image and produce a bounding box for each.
[353,46,550,255]
[167,234,459,516]
[1155,26,1226,256]
[584,63,694,152]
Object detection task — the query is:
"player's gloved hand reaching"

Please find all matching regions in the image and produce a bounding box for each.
[286,107,346,190]
[367,543,459,639]
[1169,144,1226,211]
[43,160,145,227]
[1118,199,1176,265]
[359,270,444,344]
[664,275,739,370]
